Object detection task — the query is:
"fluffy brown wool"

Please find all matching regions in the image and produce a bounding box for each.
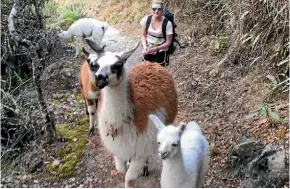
[79,61,99,105]
[129,62,178,132]
[98,61,178,133]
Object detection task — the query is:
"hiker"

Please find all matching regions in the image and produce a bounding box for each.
[140,0,173,66]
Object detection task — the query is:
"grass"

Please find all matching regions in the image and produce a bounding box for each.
[48,117,89,177]
[59,2,86,28]
[44,0,86,29]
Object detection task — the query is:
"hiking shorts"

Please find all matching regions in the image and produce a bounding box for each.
[143,51,170,67]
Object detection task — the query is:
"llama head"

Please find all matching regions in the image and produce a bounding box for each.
[84,38,140,89]
[149,114,186,160]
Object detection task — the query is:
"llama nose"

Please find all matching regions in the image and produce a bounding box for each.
[159,151,169,159]
[96,74,109,89]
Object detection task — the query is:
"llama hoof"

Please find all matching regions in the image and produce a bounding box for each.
[116,163,126,174]
[89,127,95,135]
[142,166,149,176]
[125,180,135,188]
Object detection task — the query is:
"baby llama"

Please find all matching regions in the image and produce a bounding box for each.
[149,114,210,188]
[82,38,178,187]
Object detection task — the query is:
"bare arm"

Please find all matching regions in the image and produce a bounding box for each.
[141,27,148,49]
[148,34,173,54]
[157,34,173,50]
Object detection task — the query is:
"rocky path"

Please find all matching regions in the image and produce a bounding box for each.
[1,4,288,188]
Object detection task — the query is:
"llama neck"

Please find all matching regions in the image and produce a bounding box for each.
[101,68,132,126]
[162,148,185,175]
[62,30,72,39]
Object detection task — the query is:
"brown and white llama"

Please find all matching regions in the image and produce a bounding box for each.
[79,45,105,133]
[82,38,178,187]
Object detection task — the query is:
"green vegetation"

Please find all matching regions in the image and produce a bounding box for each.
[257,103,281,122]
[44,0,86,29]
[49,118,89,177]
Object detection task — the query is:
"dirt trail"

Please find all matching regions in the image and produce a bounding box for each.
[1,0,288,188]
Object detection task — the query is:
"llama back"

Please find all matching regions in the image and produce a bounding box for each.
[128,61,178,132]
[68,18,107,37]
[180,123,209,177]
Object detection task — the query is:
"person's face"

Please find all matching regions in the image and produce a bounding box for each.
[151,3,163,17]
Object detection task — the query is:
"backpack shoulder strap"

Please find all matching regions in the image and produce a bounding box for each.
[162,17,169,40]
[146,15,153,33]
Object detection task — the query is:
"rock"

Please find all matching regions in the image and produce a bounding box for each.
[245,113,258,120]
[231,140,264,162]
[246,145,289,188]
[69,177,76,182]
[52,159,61,166]
[78,184,84,188]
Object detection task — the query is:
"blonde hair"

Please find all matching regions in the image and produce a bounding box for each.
[152,0,164,6]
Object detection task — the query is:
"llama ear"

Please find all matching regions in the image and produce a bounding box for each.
[85,38,105,55]
[149,114,165,131]
[177,122,186,136]
[117,40,141,62]
[82,47,90,57]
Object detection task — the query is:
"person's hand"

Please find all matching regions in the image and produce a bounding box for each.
[142,47,148,55]
[147,47,158,54]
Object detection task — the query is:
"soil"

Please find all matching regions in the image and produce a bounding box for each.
[1,0,289,188]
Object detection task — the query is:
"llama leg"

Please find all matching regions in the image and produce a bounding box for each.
[125,158,147,188]
[197,156,209,188]
[142,158,149,176]
[87,99,96,134]
[75,36,82,58]
[114,156,126,174]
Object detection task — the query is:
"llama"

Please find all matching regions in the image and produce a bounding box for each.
[82,38,178,187]
[78,45,104,133]
[58,18,108,57]
[149,114,210,188]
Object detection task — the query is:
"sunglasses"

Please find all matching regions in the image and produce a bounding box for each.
[152,7,163,12]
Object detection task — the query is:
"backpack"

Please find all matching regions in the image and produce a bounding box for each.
[145,9,181,56]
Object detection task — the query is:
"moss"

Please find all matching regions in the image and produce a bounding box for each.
[51,99,60,105]
[65,112,73,120]
[75,93,83,102]
[75,93,84,109]
[49,117,89,177]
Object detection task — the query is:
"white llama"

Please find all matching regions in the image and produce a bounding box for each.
[149,114,210,188]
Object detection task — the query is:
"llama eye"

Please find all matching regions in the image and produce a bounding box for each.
[89,63,99,72]
[157,142,160,145]
[111,62,123,73]
[172,143,178,147]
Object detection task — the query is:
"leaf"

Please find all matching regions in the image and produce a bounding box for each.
[268,110,280,122]
[277,58,289,66]
[214,40,220,50]
[250,56,261,66]
[240,11,249,20]
[275,129,287,139]
[259,108,267,120]
[209,67,219,77]
[252,33,261,46]
[266,74,278,85]
[257,103,266,110]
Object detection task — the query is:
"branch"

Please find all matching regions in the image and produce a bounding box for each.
[8,3,17,35]
[8,0,32,47]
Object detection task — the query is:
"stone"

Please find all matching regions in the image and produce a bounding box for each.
[52,159,61,166]
[231,140,264,162]
[246,145,288,188]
